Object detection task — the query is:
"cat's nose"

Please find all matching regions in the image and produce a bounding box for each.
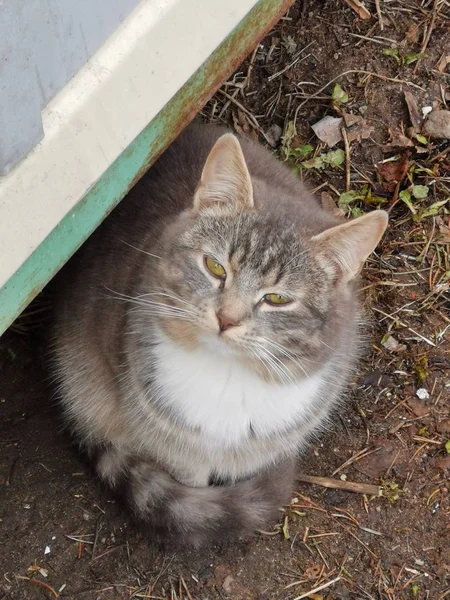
[216,311,240,332]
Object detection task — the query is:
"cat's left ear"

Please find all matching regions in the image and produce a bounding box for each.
[193,133,254,213]
[311,210,388,283]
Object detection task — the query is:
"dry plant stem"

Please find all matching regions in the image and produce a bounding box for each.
[342,0,371,19]
[16,577,59,599]
[414,0,440,74]
[292,576,342,600]
[297,474,382,496]
[342,126,351,192]
[180,577,195,600]
[217,88,274,147]
[371,306,437,346]
[332,446,381,476]
[375,0,384,30]
[293,68,425,126]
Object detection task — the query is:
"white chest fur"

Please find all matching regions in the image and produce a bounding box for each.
[149,331,326,447]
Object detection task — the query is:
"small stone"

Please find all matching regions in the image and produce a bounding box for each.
[44,546,51,555]
[311,116,343,147]
[436,419,450,434]
[423,110,450,139]
[222,575,235,594]
[416,388,430,401]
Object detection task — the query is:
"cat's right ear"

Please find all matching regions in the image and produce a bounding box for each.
[193,134,254,213]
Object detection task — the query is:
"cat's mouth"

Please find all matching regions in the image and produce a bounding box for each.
[199,330,246,357]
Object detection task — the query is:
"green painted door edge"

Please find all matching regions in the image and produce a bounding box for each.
[0,0,294,337]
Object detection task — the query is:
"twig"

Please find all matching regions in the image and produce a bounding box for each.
[375,0,384,30]
[414,0,440,74]
[268,43,313,81]
[342,0,371,19]
[292,576,341,600]
[217,88,273,146]
[332,446,381,476]
[90,544,126,562]
[293,69,425,126]
[342,126,351,192]
[371,307,436,346]
[16,576,59,599]
[297,474,382,496]
[180,577,195,600]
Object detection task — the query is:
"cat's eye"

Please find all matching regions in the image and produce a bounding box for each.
[263,293,292,306]
[204,256,226,280]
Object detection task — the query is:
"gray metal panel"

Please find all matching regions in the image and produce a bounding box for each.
[0,0,139,175]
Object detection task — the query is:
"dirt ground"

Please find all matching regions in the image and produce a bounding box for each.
[1,1,450,598]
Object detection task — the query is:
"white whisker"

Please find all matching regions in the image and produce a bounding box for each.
[118,239,163,260]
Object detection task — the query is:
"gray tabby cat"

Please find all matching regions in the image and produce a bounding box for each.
[53,124,387,545]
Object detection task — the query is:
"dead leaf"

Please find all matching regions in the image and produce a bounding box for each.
[347,119,375,143]
[343,113,362,127]
[303,564,323,580]
[405,23,420,44]
[437,54,450,73]
[404,91,422,130]
[379,153,410,183]
[321,191,345,216]
[311,116,343,147]
[343,0,371,19]
[382,334,406,353]
[434,216,450,244]
[382,127,415,152]
[231,109,258,142]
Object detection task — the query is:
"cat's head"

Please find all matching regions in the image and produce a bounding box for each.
[147,133,388,383]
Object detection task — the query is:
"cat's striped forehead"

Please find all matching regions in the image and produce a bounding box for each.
[189,213,312,284]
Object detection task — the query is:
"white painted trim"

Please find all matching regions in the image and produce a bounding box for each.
[0,0,258,288]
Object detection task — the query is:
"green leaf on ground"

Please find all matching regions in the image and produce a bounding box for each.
[280,120,296,160]
[290,144,314,158]
[323,148,345,167]
[383,47,400,63]
[415,198,449,221]
[301,156,325,169]
[332,83,349,104]
[399,190,417,214]
[412,185,429,199]
[404,52,424,65]
[413,133,428,145]
[301,148,345,170]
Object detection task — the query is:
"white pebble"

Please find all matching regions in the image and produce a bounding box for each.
[416,388,430,401]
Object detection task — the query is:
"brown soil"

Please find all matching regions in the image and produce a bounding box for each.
[1,1,449,598]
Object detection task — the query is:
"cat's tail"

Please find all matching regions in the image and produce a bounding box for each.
[95,447,295,546]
